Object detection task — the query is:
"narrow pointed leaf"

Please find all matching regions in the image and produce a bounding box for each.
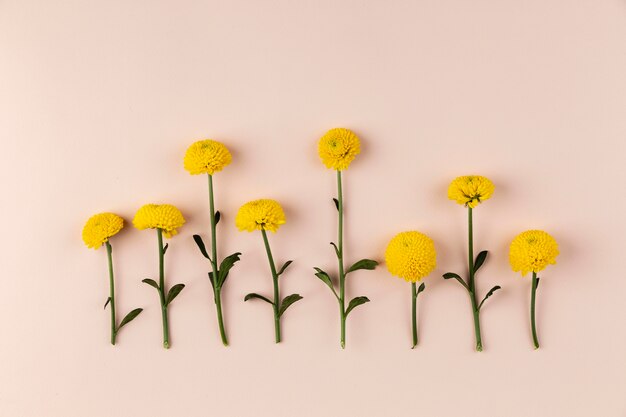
[478,285,502,310]
[217,252,242,286]
[166,283,185,306]
[313,267,339,300]
[215,210,221,225]
[118,308,143,329]
[417,282,426,294]
[536,277,540,289]
[473,250,488,273]
[278,294,303,317]
[345,296,370,316]
[332,198,339,210]
[244,293,273,305]
[192,235,211,260]
[142,278,159,290]
[163,243,169,254]
[208,271,215,288]
[442,272,469,291]
[104,297,111,310]
[330,242,340,257]
[277,260,293,276]
[346,259,378,274]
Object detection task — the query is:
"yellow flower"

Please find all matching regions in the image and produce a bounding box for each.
[318,128,361,170]
[385,231,437,282]
[82,213,124,249]
[448,175,495,208]
[133,204,186,238]
[184,139,232,175]
[236,199,286,233]
[509,230,559,276]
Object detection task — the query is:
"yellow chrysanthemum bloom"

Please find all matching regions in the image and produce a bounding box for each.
[448,175,495,208]
[82,213,124,249]
[385,231,437,282]
[184,139,232,175]
[318,128,361,170]
[133,204,186,238]
[236,199,286,233]
[509,230,559,276]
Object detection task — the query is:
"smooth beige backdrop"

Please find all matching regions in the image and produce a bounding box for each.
[1,1,625,416]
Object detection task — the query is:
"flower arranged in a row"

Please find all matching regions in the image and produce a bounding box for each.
[83,129,559,351]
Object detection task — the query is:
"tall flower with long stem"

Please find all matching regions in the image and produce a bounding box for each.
[443,175,501,351]
[185,139,241,346]
[509,230,559,349]
[385,231,437,348]
[82,212,143,345]
[313,128,378,349]
[236,199,302,343]
[134,204,186,349]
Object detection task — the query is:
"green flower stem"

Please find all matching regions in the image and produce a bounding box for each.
[157,228,170,349]
[337,170,346,349]
[468,207,483,352]
[261,229,281,343]
[208,174,228,346]
[531,271,539,349]
[105,241,117,345]
[411,282,418,349]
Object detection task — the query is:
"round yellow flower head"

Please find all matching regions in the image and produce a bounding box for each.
[448,175,495,208]
[184,139,232,175]
[509,230,559,276]
[318,128,361,170]
[385,231,437,282]
[82,212,124,249]
[236,199,286,233]
[133,204,186,238]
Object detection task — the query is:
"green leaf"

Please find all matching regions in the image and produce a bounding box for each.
[217,252,242,287]
[478,285,502,310]
[313,267,339,300]
[244,293,273,305]
[142,278,159,290]
[442,272,469,291]
[330,242,340,257]
[277,260,293,276]
[118,308,143,329]
[163,243,169,254]
[473,250,488,273]
[192,235,211,261]
[346,259,378,274]
[417,282,426,294]
[208,271,215,288]
[332,198,339,210]
[278,294,303,317]
[215,210,221,225]
[345,296,370,316]
[166,283,185,306]
[104,297,111,310]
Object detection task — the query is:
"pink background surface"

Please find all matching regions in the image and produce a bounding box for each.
[1,1,625,416]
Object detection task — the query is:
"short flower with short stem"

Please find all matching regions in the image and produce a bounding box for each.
[236,199,302,343]
[82,212,143,345]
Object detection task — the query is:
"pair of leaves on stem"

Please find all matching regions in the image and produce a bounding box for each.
[244,259,300,316]
[313,258,378,317]
[141,279,185,306]
[103,299,143,332]
[313,258,378,299]
[442,250,501,310]
[244,293,303,317]
[192,234,242,289]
